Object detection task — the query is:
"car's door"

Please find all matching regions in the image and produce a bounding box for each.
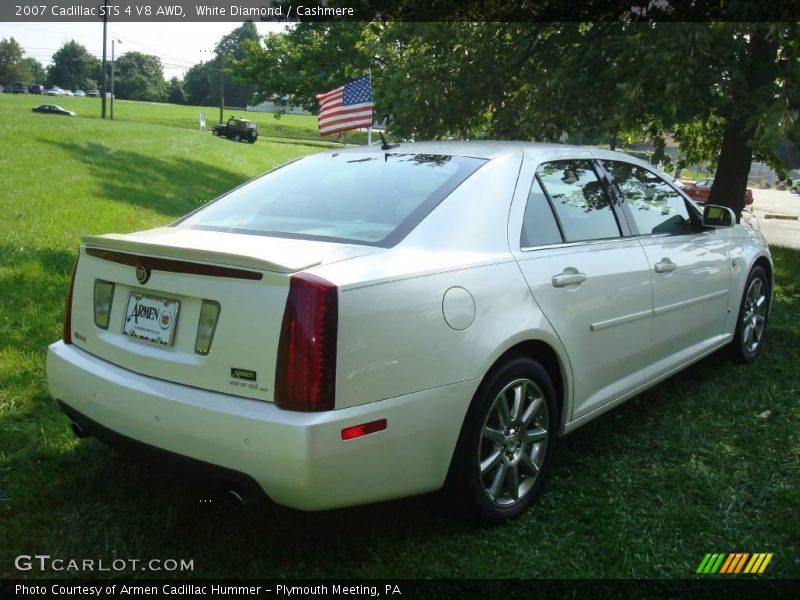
[509,154,654,420]
[599,159,731,378]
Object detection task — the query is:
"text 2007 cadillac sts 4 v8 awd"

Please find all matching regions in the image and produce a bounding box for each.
[47,142,772,524]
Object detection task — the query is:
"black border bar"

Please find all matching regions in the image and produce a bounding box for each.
[4,0,800,22]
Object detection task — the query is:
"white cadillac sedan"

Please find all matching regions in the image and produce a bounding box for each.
[47,142,772,524]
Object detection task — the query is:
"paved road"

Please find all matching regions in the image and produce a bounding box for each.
[746,188,800,249]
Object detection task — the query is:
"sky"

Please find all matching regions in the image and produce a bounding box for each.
[0,21,285,80]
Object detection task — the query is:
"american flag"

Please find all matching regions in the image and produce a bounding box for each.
[315,75,374,136]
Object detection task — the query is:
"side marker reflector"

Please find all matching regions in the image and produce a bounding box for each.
[341,419,387,441]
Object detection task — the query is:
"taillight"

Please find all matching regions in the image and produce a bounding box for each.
[194,300,221,355]
[93,280,115,329]
[63,254,79,344]
[275,273,338,411]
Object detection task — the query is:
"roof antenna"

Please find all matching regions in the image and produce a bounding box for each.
[379,132,399,151]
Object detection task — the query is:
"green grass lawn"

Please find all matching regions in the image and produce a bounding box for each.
[0,94,798,580]
[7,93,366,145]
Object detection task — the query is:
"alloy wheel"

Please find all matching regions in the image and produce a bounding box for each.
[478,378,549,507]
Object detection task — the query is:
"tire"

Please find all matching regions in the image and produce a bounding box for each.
[731,266,770,364]
[233,134,241,142]
[445,356,559,525]
[212,129,218,136]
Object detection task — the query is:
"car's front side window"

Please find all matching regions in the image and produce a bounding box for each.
[602,160,693,236]
[536,160,621,242]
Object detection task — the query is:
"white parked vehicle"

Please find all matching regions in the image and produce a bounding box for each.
[45,87,65,96]
[74,90,86,97]
[47,142,772,523]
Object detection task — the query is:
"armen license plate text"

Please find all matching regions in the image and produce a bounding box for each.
[123,293,180,346]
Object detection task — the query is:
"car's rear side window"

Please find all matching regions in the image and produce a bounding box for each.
[176,152,485,247]
[602,160,693,235]
[521,177,563,247]
[536,160,621,242]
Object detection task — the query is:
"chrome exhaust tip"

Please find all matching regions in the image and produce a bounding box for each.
[223,487,259,509]
[225,488,245,508]
[70,420,90,439]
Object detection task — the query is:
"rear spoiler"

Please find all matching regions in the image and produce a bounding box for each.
[82,231,321,274]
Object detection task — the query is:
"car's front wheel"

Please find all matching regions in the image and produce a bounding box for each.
[446,356,558,525]
[233,134,241,142]
[731,266,770,363]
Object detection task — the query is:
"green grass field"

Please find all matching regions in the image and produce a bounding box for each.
[0,94,798,580]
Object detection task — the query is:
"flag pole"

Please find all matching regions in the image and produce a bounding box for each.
[367,68,373,145]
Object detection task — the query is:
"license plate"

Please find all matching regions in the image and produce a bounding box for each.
[122,292,180,346]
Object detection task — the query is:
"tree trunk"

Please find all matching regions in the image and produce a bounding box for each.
[708,26,777,223]
[708,115,752,222]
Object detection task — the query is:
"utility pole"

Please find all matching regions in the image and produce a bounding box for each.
[110,39,120,120]
[219,65,224,124]
[101,0,108,119]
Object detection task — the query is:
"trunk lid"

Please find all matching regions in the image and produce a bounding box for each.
[68,227,375,402]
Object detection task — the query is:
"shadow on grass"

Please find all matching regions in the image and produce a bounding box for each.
[44,139,248,218]
[1,436,458,579]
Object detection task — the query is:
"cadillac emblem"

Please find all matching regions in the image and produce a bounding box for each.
[135,264,150,284]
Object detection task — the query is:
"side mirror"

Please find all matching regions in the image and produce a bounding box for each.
[702,204,735,227]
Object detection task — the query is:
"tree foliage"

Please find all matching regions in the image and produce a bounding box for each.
[114,51,166,101]
[166,76,186,104]
[216,20,259,107]
[234,22,370,113]
[183,61,214,106]
[366,22,800,218]
[23,57,45,84]
[0,37,32,85]
[47,40,99,91]
[232,20,799,218]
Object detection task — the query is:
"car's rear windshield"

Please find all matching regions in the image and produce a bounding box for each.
[176,152,486,246]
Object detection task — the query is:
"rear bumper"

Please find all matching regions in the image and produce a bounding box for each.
[47,341,477,510]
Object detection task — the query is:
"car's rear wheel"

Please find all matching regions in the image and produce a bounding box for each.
[731,266,770,363]
[446,356,558,525]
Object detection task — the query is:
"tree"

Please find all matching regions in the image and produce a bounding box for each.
[233,22,370,113]
[0,37,31,85]
[215,20,259,107]
[47,40,99,90]
[183,61,213,106]
[365,22,800,220]
[23,57,45,83]
[166,77,186,104]
[114,51,166,101]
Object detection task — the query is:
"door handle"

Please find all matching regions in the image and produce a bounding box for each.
[552,270,587,288]
[654,258,677,273]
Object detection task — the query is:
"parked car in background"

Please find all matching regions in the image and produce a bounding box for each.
[212,117,258,143]
[32,104,77,117]
[74,90,86,97]
[13,82,27,94]
[682,178,754,206]
[87,89,100,97]
[46,87,65,96]
[47,142,772,524]
[29,84,44,95]
[0,84,4,93]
